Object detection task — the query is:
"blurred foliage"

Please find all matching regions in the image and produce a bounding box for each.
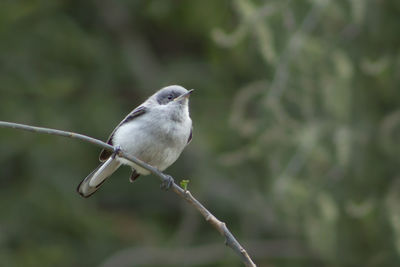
[1,0,400,266]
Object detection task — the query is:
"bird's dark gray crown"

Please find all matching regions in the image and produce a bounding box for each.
[156,86,188,105]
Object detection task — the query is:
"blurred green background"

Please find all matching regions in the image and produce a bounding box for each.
[1,0,400,266]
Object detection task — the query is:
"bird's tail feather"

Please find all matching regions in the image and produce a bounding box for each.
[77,157,121,198]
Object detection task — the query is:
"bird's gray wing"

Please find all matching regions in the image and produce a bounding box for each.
[99,106,147,161]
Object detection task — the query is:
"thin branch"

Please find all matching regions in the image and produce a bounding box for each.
[0,120,257,267]
[0,121,112,151]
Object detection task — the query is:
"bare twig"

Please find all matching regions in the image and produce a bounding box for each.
[0,120,257,267]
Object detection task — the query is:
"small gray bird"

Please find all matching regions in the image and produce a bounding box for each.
[77,85,193,197]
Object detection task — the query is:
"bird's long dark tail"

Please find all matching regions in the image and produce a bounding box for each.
[77,157,121,198]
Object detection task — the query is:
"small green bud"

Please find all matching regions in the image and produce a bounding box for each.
[180,179,190,191]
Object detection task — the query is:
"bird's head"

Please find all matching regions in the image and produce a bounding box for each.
[154,85,194,106]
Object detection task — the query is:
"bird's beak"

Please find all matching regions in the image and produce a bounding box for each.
[174,89,194,102]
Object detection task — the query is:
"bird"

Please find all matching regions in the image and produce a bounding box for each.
[77,85,193,198]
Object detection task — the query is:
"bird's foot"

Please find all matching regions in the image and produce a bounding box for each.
[112,145,122,158]
[160,175,174,191]
[129,170,141,183]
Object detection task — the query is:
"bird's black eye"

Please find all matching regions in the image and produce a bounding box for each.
[167,94,173,100]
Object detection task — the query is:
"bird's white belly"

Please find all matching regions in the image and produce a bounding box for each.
[112,115,191,175]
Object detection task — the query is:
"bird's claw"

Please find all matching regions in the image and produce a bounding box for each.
[112,145,122,158]
[160,175,174,191]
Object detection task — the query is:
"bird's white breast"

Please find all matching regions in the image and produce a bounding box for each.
[112,104,191,175]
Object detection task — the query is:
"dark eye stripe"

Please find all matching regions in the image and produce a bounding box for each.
[156,90,183,104]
